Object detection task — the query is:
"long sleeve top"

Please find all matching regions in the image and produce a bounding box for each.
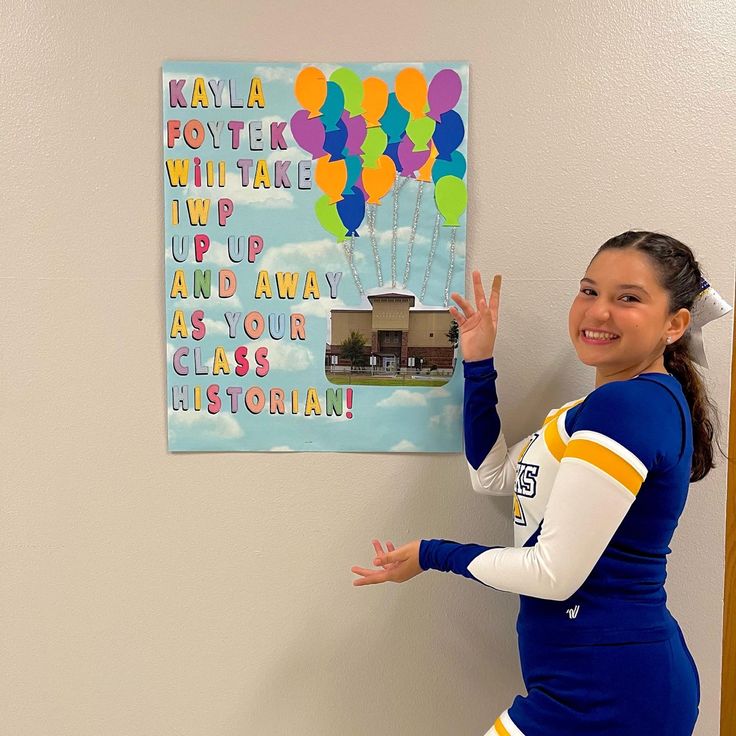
[419,357,694,644]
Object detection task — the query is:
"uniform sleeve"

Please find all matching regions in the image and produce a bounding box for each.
[464,357,534,496]
[421,379,682,600]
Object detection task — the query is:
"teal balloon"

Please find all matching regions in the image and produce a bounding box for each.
[320,81,345,132]
[431,151,466,183]
[379,93,409,143]
[434,175,467,227]
[315,195,348,241]
[361,127,388,168]
[406,116,436,152]
[343,154,362,195]
[330,67,364,117]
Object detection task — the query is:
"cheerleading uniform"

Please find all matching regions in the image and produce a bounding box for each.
[419,357,700,735]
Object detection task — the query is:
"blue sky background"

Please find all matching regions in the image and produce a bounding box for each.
[163,61,468,452]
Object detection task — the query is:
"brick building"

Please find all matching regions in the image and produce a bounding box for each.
[327,293,456,371]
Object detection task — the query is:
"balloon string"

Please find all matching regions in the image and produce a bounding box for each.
[420,213,442,303]
[343,236,365,297]
[402,180,424,288]
[390,174,400,288]
[368,204,383,287]
[443,226,458,308]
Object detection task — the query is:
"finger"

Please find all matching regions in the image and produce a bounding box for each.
[472,270,487,311]
[448,305,466,326]
[450,292,475,319]
[371,539,385,558]
[387,541,396,553]
[351,567,390,586]
[489,274,502,310]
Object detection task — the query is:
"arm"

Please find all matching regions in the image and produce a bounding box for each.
[418,380,681,600]
[464,357,534,496]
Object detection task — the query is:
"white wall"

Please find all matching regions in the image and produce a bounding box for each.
[2,1,734,734]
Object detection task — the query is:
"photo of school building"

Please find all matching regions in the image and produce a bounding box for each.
[326,293,457,375]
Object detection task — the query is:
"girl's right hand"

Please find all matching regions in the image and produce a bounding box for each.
[450,271,502,362]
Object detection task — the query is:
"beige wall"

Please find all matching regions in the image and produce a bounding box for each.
[408,310,455,347]
[2,2,735,735]
[370,296,413,330]
[331,311,373,345]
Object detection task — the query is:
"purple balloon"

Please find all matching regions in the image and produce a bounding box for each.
[397,135,430,177]
[341,110,367,156]
[290,109,325,159]
[427,69,462,122]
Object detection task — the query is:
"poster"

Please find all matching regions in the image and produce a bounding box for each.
[163,61,469,452]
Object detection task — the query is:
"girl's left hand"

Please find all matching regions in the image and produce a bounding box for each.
[351,539,424,586]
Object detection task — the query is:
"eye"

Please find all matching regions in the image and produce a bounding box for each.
[621,295,640,303]
[579,288,596,296]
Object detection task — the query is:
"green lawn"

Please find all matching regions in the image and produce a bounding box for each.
[326,374,450,387]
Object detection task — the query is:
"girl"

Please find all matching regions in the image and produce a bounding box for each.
[351,231,732,735]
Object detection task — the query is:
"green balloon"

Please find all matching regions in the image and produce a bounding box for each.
[361,127,388,169]
[406,117,436,152]
[434,175,467,227]
[315,195,348,242]
[329,67,364,117]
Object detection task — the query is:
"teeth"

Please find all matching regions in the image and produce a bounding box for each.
[584,330,619,340]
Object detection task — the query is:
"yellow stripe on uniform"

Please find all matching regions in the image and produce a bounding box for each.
[493,717,512,736]
[544,414,567,462]
[565,438,645,495]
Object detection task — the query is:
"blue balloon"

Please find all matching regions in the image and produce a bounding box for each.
[433,109,465,161]
[323,118,347,161]
[320,81,345,132]
[379,93,410,143]
[383,139,402,171]
[431,150,467,183]
[336,185,366,237]
[343,154,362,194]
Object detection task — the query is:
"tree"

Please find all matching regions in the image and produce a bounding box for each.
[446,319,459,348]
[340,330,367,369]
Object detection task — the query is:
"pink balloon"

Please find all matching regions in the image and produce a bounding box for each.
[290,109,326,159]
[427,69,462,122]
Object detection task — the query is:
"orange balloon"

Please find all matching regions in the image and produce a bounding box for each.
[295,66,327,118]
[362,155,397,205]
[362,77,389,128]
[315,155,348,203]
[416,141,438,183]
[395,67,428,120]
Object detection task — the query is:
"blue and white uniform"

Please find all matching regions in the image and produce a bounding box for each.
[419,358,701,735]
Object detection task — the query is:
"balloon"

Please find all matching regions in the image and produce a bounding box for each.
[323,117,348,162]
[379,93,409,143]
[362,77,389,128]
[315,195,348,241]
[433,109,465,161]
[320,81,345,132]
[395,67,428,120]
[337,185,366,237]
[362,154,397,204]
[341,110,367,156]
[427,69,462,122]
[343,154,363,195]
[383,139,402,171]
[315,155,348,203]
[434,175,467,227]
[398,134,430,177]
[405,116,436,152]
[431,150,466,183]
[330,67,364,117]
[416,141,438,183]
[361,127,388,168]
[294,66,327,119]
[289,110,326,159]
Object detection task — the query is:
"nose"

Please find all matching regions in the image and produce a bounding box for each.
[586,297,611,323]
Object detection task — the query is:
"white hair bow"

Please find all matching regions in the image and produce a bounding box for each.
[687,277,733,368]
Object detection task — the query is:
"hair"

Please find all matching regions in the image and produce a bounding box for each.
[592,230,726,482]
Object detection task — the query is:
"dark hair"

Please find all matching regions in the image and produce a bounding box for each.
[592,230,724,482]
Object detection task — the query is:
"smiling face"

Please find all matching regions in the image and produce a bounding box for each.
[568,248,690,385]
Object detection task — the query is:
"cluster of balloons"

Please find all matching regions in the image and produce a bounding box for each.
[291,66,468,240]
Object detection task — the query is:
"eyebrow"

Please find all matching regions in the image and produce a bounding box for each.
[580,277,650,296]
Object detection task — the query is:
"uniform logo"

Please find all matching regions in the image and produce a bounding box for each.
[514,433,540,526]
[566,605,580,620]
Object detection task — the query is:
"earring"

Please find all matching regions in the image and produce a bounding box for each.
[666,336,671,344]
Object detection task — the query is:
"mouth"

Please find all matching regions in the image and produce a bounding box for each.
[580,329,620,345]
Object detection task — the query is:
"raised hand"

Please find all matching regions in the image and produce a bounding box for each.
[351,539,423,586]
[449,270,502,362]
